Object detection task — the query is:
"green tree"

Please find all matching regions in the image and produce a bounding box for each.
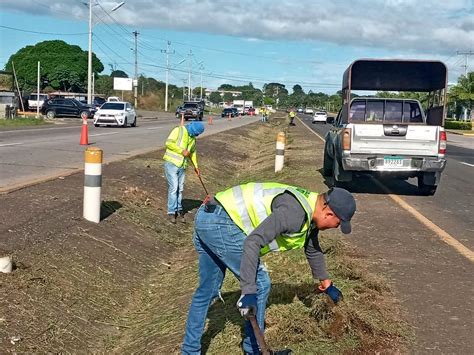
[449,72,474,120]
[209,91,222,105]
[111,70,128,78]
[5,40,104,92]
[95,75,113,96]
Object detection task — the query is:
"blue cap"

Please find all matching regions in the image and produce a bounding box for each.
[186,122,205,137]
[324,187,356,234]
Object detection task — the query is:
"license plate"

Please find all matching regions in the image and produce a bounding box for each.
[384,157,403,167]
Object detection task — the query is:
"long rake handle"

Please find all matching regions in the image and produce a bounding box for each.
[248,314,270,355]
[188,158,209,196]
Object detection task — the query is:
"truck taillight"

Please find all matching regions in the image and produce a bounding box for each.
[342,128,351,150]
[439,130,447,155]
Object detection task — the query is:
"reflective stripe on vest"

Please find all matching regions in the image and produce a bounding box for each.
[163,126,196,167]
[215,182,318,255]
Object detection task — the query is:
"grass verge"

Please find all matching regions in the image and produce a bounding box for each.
[0,117,49,127]
[106,114,412,353]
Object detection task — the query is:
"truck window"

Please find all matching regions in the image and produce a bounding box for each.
[366,101,383,122]
[349,101,366,121]
[403,102,423,123]
[385,101,403,123]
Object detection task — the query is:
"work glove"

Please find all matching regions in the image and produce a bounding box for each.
[321,283,343,304]
[237,294,257,318]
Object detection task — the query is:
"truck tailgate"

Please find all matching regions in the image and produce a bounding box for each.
[351,124,440,156]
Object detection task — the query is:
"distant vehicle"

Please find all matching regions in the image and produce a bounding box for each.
[247,107,256,116]
[41,98,95,119]
[28,93,49,111]
[93,102,136,127]
[312,111,328,124]
[324,59,447,196]
[231,107,239,116]
[107,96,121,102]
[297,107,303,113]
[80,97,106,109]
[221,107,235,117]
[176,102,203,121]
[304,107,314,114]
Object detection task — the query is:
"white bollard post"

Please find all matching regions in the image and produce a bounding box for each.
[275,132,285,173]
[83,147,103,223]
[0,255,13,273]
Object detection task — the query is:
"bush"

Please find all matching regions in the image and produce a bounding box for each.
[444,120,472,130]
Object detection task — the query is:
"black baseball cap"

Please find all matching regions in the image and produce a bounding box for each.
[324,187,356,234]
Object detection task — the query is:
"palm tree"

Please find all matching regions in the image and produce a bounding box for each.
[449,72,474,120]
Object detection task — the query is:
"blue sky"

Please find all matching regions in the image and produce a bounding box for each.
[1,0,473,94]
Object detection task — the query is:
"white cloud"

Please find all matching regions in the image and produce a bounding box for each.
[2,0,473,55]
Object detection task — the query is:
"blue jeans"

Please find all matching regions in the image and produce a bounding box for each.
[182,204,271,355]
[164,161,186,214]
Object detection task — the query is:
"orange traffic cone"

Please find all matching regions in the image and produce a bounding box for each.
[208,116,213,125]
[180,113,185,126]
[80,114,89,145]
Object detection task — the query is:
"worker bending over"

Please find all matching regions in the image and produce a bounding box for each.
[181,183,356,354]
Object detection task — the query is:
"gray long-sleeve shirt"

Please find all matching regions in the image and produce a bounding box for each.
[240,192,329,294]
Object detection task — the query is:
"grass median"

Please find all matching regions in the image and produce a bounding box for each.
[0,116,49,127]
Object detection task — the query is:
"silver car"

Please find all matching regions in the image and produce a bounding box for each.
[93,102,137,127]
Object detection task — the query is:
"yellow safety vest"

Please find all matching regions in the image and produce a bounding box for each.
[163,126,198,168]
[215,182,319,256]
[289,111,296,118]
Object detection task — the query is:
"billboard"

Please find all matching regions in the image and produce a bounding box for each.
[113,77,133,91]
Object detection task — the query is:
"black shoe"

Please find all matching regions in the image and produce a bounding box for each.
[289,123,296,126]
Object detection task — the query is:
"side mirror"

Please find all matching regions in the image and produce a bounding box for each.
[327,116,335,124]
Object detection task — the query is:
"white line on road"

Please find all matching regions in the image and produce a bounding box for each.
[460,162,474,167]
[296,115,474,263]
[89,132,119,137]
[146,127,164,130]
[0,142,23,147]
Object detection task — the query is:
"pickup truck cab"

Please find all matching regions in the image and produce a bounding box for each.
[324,59,448,195]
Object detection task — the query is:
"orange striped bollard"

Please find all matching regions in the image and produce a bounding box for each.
[83,147,103,223]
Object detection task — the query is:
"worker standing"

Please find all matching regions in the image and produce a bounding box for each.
[260,106,267,123]
[289,109,296,126]
[181,183,356,354]
[163,121,205,224]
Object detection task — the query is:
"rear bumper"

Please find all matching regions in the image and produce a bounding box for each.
[342,154,446,173]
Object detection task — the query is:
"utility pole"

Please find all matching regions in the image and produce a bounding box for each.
[133,30,139,108]
[182,80,186,101]
[457,50,473,77]
[161,41,175,111]
[199,63,204,100]
[36,61,40,118]
[87,0,93,105]
[188,50,193,101]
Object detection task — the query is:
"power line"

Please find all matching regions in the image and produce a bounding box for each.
[0,25,87,36]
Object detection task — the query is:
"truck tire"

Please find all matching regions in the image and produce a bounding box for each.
[323,145,333,176]
[418,176,437,196]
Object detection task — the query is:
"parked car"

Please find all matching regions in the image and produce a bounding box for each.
[80,97,106,109]
[231,107,239,116]
[312,111,328,123]
[176,102,203,121]
[93,102,136,127]
[247,107,256,116]
[41,98,95,119]
[323,59,447,195]
[28,93,49,111]
[304,107,314,114]
[297,107,303,113]
[107,96,121,102]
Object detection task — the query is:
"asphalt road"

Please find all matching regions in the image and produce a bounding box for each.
[0,113,260,192]
[297,113,474,353]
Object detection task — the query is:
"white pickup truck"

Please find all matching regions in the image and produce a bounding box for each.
[323,59,448,195]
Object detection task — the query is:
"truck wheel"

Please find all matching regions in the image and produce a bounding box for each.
[418,177,437,196]
[323,145,333,176]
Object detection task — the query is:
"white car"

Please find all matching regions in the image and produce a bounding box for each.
[312,111,328,124]
[93,102,137,127]
[304,108,314,114]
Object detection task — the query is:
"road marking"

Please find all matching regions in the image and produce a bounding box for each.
[0,142,23,147]
[460,162,474,167]
[146,127,164,130]
[89,132,118,137]
[296,115,474,263]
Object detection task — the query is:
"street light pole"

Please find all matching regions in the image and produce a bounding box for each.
[133,30,139,108]
[87,0,93,105]
[188,50,192,100]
